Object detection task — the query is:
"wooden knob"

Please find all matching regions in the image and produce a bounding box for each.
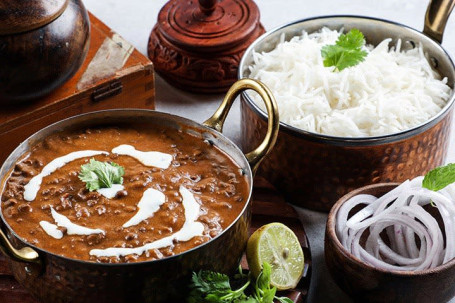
[199,0,217,15]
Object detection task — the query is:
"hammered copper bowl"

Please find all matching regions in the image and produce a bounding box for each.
[325,183,455,303]
[239,0,455,211]
[0,79,279,302]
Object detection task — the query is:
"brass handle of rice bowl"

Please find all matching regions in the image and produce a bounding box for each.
[424,0,455,43]
[203,79,280,174]
[0,227,40,263]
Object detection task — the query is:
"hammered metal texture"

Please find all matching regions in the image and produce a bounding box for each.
[5,206,250,303]
[241,97,454,212]
[0,110,253,302]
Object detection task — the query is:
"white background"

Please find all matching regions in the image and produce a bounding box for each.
[83,1,455,302]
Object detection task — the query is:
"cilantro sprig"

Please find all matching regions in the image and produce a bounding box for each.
[321,28,368,71]
[78,158,124,191]
[422,163,455,191]
[188,262,293,303]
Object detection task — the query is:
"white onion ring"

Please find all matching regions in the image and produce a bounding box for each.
[336,177,455,271]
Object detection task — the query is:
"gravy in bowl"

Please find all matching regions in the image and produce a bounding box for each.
[1,125,249,263]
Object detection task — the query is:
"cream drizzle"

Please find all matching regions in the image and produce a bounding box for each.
[24,150,108,201]
[111,145,172,169]
[51,207,105,236]
[97,184,124,199]
[90,186,204,258]
[122,188,166,228]
[39,221,63,239]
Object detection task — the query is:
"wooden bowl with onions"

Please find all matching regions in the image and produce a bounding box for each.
[325,176,455,303]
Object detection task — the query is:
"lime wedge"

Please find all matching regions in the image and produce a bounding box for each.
[246,222,304,290]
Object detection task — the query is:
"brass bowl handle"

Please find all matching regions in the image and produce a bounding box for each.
[424,0,455,43]
[203,79,280,174]
[0,228,40,263]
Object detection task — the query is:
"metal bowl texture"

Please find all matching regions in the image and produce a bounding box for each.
[0,79,280,302]
[239,9,455,211]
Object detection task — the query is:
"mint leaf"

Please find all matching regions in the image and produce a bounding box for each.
[321,28,368,71]
[422,163,455,191]
[78,158,124,191]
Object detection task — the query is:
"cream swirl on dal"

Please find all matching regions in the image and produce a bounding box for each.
[21,144,206,258]
[1,125,249,262]
[90,186,204,258]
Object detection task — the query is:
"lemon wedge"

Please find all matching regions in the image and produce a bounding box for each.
[246,222,304,290]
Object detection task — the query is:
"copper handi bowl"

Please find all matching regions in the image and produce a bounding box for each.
[325,183,455,303]
[0,79,279,302]
[238,0,455,211]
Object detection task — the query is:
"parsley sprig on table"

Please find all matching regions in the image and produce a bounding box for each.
[78,158,124,191]
[321,28,368,71]
[188,262,293,303]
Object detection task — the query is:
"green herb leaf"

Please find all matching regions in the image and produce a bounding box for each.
[260,287,276,303]
[187,263,294,303]
[236,298,258,303]
[253,262,276,303]
[275,298,294,303]
[422,163,455,191]
[256,262,271,291]
[78,158,124,191]
[187,271,235,303]
[321,28,368,71]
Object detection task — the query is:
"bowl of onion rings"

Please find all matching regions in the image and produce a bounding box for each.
[325,170,455,303]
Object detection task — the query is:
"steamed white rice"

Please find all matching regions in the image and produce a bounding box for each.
[248,27,452,137]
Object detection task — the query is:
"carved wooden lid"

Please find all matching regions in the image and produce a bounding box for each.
[148,0,265,93]
[0,0,69,35]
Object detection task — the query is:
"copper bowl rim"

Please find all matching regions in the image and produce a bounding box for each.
[238,15,455,146]
[0,109,254,267]
[326,182,455,276]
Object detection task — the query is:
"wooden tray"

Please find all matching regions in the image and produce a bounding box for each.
[0,177,312,302]
[242,177,312,303]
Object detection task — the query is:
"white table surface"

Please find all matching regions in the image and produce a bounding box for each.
[83,1,455,302]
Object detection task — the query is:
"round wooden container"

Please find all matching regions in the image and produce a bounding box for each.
[148,0,265,93]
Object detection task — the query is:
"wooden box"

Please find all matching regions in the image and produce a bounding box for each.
[0,12,155,164]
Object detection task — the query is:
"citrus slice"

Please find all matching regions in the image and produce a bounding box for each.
[246,222,304,290]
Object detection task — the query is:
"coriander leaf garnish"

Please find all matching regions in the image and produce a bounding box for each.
[187,262,295,303]
[422,163,455,191]
[321,28,368,71]
[188,270,249,303]
[78,158,124,191]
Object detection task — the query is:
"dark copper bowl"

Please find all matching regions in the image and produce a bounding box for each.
[0,80,279,302]
[0,0,90,104]
[238,0,455,211]
[325,183,455,303]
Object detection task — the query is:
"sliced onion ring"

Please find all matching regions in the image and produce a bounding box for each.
[336,177,455,271]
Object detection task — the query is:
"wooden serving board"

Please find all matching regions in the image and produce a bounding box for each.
[242,177,312,303]
[0,177,312,303]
